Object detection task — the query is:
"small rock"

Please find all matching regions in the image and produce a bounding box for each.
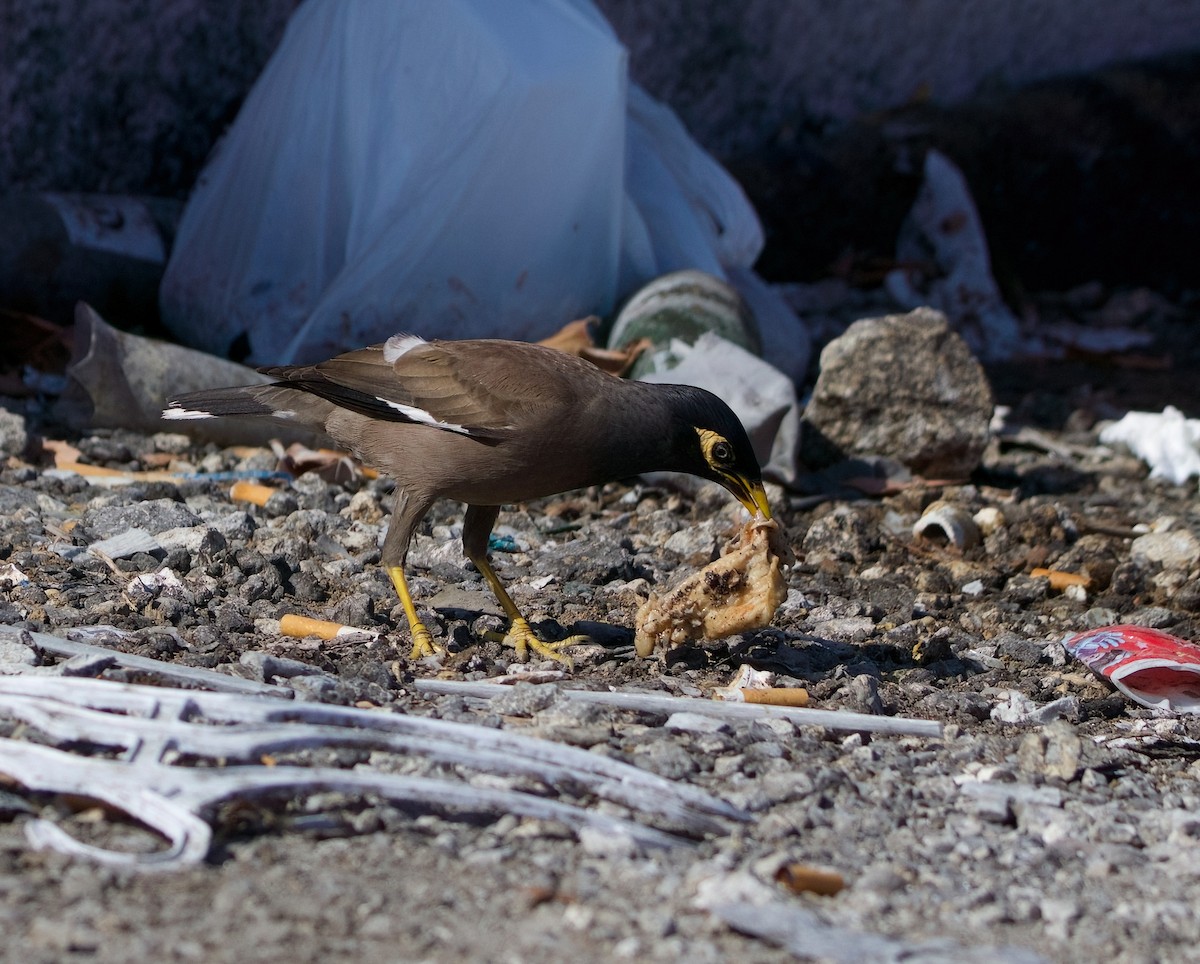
[1125,606,1177,629]
[264,490,301,516]
[490,682,559,717]
[854,864,909,895]
[801,505,875,564]
[995,633,1046,666]
[664,711,729,735]
[239,650,329,681]
[1017,720,1083,781]
[289,674,344,702]
[0,637,38,666]
[663,525,719,564]
[1039,897,1081,941]
[82,499,201,539]
[845,674,884,715]
[578,826,637,858]
[1131,530,1200,571]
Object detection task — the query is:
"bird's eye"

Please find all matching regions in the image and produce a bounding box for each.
[711,440,734,464]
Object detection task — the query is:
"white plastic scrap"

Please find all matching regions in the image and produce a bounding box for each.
[1098,406,1200,485]
[161,0,768,365]
[712,664,775,702]
[886,149,1022,360]
[0,564,29,587]
[90,527,163,560]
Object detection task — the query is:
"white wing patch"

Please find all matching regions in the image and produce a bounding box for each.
[161,407,213,420]
[161,406,297,420]
[382,399,469,435]
[383,333,427,364]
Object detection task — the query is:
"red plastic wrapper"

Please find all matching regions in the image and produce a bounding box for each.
[1062,625,1200,713]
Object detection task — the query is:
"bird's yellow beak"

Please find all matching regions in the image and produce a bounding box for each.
[730,475,772,520]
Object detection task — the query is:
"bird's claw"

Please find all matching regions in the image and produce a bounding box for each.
[486,617,586,668]
[408,621,444,660]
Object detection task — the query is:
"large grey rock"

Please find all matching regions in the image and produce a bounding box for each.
[0,409,28,459]
[800,308,993,478]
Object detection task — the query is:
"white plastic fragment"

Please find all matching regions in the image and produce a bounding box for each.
[886,149,1022,360]
[990,690,1080,725]
[711,664,775,702]
[0,564,29,587]
[90,527,163,560]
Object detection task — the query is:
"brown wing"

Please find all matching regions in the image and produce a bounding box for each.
[259,336,589,440]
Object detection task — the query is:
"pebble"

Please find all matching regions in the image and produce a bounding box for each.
[1131,530,1200,570]
[82,498,201,538]
[664,712,730,735]
[0,637,38,666]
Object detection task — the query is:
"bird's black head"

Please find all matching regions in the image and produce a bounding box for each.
[663,385,771,519]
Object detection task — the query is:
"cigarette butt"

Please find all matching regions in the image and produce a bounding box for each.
[229,480,277,506]
[775,863,845,896]
[279,613,378,641]
[1030,567,1091,591]
[740,687,809,707]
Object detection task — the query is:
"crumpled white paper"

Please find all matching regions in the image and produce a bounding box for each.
[1099,406,1200,485]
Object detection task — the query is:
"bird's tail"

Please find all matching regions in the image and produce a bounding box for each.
[162,384,319,423]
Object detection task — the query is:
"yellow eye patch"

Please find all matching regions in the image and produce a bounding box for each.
[695,428,733,467]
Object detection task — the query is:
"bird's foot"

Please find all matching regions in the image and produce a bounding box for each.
[486,617,587,668]
[408,621,444,660]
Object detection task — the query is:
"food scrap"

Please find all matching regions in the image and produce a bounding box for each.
[634,518,794,656]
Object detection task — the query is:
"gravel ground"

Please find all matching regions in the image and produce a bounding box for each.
[3,336,1200,963]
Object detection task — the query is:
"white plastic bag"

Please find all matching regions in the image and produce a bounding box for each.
[160,0,769,366]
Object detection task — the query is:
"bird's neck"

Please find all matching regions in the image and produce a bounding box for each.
[594,380,689,479]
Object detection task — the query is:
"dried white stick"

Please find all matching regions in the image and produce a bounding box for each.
[0,682,738,834]
[0,737,681,870]
[414,680,943,738]
[2,625,289,697]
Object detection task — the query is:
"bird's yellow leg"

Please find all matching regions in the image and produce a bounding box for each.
[471,555,586,667]
[387,566,442,659]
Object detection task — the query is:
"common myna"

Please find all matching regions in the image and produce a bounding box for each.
[164,334,770,662]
